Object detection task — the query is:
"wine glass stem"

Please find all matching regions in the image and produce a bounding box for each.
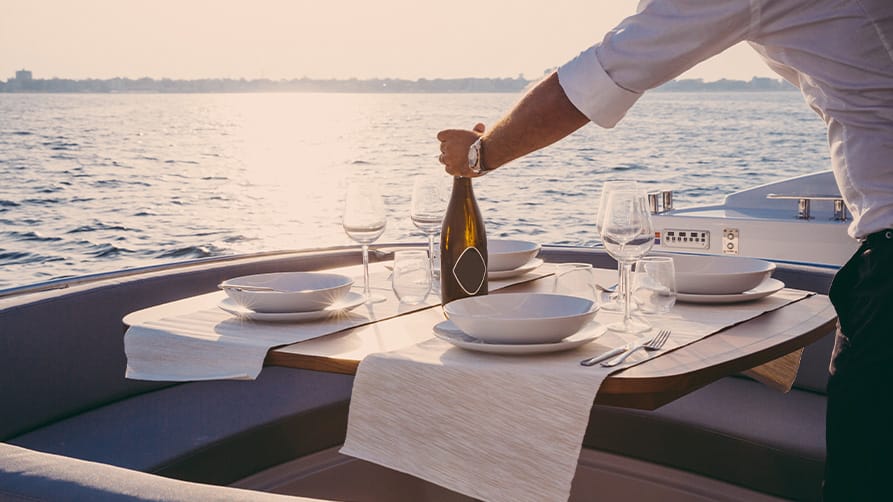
[615,267,623,301]
[426,232,436,280]
[361,243,371,300]
[620,260,634,325]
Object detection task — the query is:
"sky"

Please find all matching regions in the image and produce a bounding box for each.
[1,0,779,82]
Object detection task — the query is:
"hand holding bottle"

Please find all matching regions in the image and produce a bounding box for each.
[437,123,486,178]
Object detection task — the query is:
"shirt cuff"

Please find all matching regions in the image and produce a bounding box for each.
[557,45,642,129]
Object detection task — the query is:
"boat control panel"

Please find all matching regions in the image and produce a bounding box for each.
[660,229,711,251]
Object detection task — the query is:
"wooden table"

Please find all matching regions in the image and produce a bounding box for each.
[267,272,837,410]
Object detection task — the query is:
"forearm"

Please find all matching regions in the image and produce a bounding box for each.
[481,72,590,171]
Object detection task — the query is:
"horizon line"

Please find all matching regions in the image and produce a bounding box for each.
[4,69,785,85]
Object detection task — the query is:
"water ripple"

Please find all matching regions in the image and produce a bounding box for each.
[156,245,216,259]
[89,244,137,258]
[67,221,138,234]
[3,230,62,242]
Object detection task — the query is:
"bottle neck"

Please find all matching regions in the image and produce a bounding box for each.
[452,175,473,193]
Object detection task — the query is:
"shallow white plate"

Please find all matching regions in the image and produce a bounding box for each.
[433,320,604,354]
[670,254,775,295]
[488,258,544,280]
[676,278,785,304]
[488,239,541,271]
[444,292,597,344]
[218,292,364,322]
[219,271,353,313]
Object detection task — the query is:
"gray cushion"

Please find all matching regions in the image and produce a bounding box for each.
[0,250,359,441]
[0,442,326,501]
[585,377,826,501]
[10,367,354,485]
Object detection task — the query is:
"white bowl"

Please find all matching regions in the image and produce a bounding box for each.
[219,272,353,313]
[443,293,597,344]
[669,254,775,295]
[488,239,541,272]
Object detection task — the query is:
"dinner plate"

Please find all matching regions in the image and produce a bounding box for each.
[670,254,775,295]
[676,278,785,304]
[488,258,544,280]
[432,319,604,354]
[218,292,364,322]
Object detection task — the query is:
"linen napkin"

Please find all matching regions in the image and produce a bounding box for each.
[742,348,804,392]
[124,263,557,381]
[341,288,812,502]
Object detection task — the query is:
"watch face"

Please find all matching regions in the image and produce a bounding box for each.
[468,140,480,172]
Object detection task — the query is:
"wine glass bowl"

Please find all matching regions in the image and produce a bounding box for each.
[343,179,387,304]
[410,175,448,289]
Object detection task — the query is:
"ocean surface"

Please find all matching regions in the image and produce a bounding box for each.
[0,91,830,290]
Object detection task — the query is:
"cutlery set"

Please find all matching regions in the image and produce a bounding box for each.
[580,329,671,367]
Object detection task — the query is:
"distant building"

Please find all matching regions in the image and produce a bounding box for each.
[3,69,35,91]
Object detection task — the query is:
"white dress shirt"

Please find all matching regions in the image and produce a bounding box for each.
[558,0,893,240]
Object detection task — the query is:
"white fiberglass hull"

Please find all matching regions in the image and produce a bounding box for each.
[649,171,857,268]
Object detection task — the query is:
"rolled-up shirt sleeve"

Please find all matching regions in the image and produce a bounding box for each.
[558,0,753,128]
[558,46,642,129]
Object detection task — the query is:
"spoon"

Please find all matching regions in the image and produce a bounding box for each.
[595,283,617,293]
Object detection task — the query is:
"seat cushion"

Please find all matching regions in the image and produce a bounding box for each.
[10,367,354,485]
[0,442,329,501]
[584,376,826,501]
[793,330,834,394]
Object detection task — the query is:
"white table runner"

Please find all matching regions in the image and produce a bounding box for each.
[341,287,812,502]
[123,262,558,381]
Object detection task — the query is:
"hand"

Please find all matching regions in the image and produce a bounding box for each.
[437,123,486,177]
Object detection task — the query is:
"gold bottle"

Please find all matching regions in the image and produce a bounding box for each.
[439,176,488,305]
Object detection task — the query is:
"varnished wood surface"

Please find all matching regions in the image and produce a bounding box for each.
[267,271,837,410]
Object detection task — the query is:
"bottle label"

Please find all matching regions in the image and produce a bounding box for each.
[452,246,486,295]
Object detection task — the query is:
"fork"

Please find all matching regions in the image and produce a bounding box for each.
[600,329,671,367]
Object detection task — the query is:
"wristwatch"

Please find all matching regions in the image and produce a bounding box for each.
[468,137,489,175]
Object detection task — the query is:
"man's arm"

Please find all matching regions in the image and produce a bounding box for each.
[437,72,589,177]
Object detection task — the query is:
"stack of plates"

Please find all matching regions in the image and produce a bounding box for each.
[217,272,363,322]
[488,239,544,279]
[670,255,784,304]
[436,293,603,354]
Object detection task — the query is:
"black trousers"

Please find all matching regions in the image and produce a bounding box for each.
[824,229,893,501]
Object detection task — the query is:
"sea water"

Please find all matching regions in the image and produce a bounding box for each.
[0,91,830,289]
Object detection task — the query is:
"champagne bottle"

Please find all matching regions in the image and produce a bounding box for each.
[440,176,488,304]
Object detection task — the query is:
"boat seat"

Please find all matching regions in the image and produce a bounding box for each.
[584,330,834,502]
[0,249,835,500]
[7,367,355,486]
[0,442,330,501]
[586,375,826,501]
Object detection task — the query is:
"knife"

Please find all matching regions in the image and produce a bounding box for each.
[580,345,630,367]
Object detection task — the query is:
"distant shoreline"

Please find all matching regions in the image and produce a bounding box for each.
[0,76,795,94]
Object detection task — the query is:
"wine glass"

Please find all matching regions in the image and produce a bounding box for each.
[410,174,447,292]
[391,249,432,304]
[600,189,654,334]
[342,179,388,304]
[632,256,676,315]
[595,180,638,311]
